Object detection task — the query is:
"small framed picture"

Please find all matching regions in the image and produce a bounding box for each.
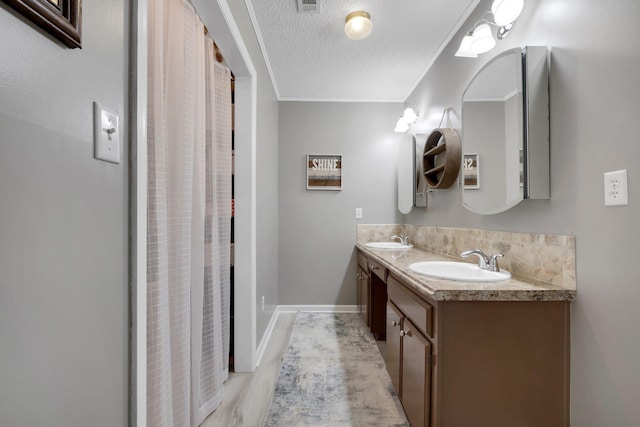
[463,154,479,189]
[306,154,342,191]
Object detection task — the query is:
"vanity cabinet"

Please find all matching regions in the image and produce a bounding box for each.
[385,273,570,427]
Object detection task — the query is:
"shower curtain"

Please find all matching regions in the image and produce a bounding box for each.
[146,0,232,425]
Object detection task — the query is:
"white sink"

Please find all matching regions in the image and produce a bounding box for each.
[365,242,413,249]
[408,261,511,282]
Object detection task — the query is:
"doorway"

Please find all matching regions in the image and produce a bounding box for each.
[131,1,258,425]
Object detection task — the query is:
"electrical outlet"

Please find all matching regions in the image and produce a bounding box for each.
[355,208,363,219]
[604,169,628,206]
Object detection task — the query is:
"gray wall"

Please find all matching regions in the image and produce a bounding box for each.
[0,2,128,427]
[226,1,280,341]
[404,0,640,425]
[278,102,403,305]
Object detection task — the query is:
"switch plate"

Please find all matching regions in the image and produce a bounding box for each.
[355,208,363,219]
[604,169,628,206]
[93,102,120,164]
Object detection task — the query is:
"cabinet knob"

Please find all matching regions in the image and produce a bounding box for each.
[399,330,405,337]
[370,266,379,271]
[391,320,398,327]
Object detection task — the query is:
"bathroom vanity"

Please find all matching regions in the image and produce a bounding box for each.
[356,229,575,427]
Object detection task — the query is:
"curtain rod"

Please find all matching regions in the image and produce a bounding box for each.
[203,25,224,64]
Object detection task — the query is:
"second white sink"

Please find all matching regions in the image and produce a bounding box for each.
[409,261,511,282]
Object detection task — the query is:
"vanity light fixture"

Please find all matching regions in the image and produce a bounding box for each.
[394,108,418,133]
[455,0,524,57]
[344,11,373,40]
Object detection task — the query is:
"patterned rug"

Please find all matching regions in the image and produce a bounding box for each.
[263,312,409,427]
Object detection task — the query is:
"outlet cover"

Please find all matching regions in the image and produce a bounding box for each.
[604,169,628,206]
[93,102,120,164]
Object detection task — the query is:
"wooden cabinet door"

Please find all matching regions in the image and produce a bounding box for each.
[402,319,431,427]
[386,302,403,394]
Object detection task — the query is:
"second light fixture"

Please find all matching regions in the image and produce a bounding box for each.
[455,0,524,57]
[345,11,373,40]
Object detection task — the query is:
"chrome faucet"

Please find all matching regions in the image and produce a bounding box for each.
[391,234,409,245]
[461,249,503,272]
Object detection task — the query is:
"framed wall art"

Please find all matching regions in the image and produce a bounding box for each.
[306,154,342,191]
[2,0,82,48]
[463,153,479,190]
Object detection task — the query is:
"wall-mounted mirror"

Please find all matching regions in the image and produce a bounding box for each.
[462,46,549,214]
[398,134,417,214]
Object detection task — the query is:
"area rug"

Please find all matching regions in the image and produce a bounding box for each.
[263,312,409,427]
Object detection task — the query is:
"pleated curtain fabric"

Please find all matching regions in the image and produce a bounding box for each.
[194,39,232,426]
[146,0,231,425]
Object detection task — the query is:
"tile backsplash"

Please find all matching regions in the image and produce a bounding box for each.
[357,224,576,290]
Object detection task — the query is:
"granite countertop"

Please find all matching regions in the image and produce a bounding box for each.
[356,243,576,302]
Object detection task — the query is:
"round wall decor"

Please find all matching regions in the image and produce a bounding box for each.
[422,128,461,189]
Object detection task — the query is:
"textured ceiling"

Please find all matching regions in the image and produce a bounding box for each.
[247,0,481,101]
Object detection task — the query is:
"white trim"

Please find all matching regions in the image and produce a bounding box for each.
[403,0,483,100]
[244,0,281,99]
[132,0,147,426]
[277,305,360,313]
[255,309,280,367]
[231,75,258,372]
[215,0,259,374]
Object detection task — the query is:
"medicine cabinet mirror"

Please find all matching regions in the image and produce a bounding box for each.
[398,134,417,214]
[461,46,549,215]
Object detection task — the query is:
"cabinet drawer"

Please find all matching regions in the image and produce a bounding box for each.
[388,275,433,338]
[368,258,387,283]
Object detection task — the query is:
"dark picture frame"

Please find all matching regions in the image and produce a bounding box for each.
[306,154,342,191]
[2,0,82,48]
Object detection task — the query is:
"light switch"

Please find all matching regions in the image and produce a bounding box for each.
[604,169,628,206]
[93,102,120,164]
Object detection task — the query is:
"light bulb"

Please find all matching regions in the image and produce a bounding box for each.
[470,23,496,54]
[345,11,373,40]
[403,108,418,123]
[491,0,524,26]
[394,119,410,133]
[455,34,478,58]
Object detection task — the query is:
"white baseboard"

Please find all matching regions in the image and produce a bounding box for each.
[255,309,279,367]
